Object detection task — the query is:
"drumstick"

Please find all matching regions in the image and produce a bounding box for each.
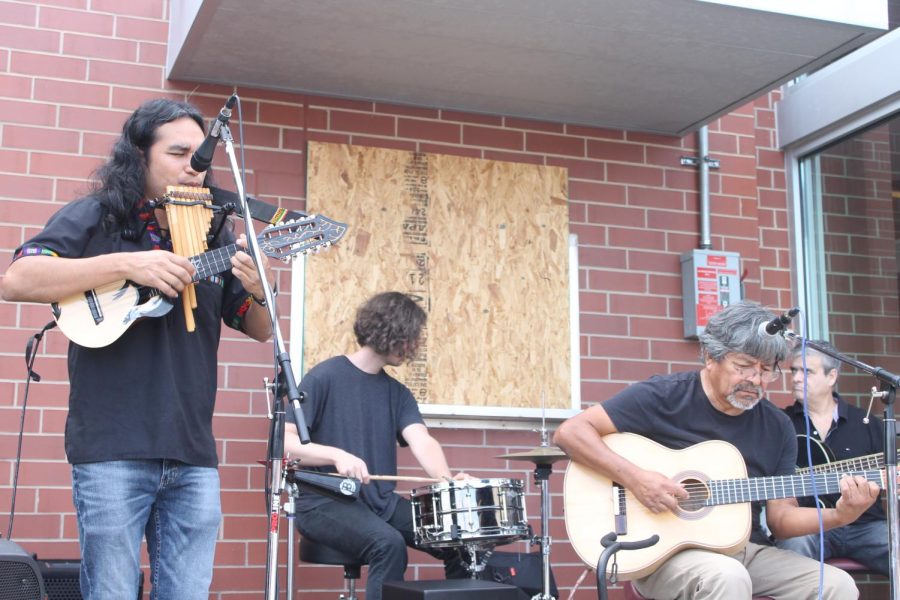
[369,475,443,483]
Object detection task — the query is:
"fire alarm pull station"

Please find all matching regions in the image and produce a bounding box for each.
[680,249,742,339]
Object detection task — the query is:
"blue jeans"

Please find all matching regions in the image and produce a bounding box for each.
[71,460,222,600]
[776,519,889,576]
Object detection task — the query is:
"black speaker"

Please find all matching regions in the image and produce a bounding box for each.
[34,558,145,600]
[382,579,520,599]
[0,539,45,600]
[484,551,558,599]
[36,559,81,600]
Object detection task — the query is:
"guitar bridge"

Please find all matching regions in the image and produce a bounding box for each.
[612,483,627,535]
[85,289,104,325]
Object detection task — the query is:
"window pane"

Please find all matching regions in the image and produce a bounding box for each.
[799,116,900,403]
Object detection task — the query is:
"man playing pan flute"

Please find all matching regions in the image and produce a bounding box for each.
[554,301,879,600]
[2,98,275,600]
[284,291,469,600]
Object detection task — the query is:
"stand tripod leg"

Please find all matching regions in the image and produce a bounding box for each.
[533,465,556,600]
[285,492,295,600]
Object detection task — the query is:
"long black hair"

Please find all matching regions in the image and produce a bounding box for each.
[92,98,207,231]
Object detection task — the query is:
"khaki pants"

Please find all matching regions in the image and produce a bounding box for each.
[633,542,857,600]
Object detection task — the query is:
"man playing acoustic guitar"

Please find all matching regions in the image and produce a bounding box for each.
[554,301,879,599]
[777,340,888,576]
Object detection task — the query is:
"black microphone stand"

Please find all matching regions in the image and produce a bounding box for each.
[215,116,312,600]
[782,330,899,600]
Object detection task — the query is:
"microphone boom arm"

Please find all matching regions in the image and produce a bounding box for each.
[215,116,311,600]
[782,328,900,599]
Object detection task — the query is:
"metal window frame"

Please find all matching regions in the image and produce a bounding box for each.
[778,28,900,337]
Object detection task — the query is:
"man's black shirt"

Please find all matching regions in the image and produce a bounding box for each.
[785,393,886,523]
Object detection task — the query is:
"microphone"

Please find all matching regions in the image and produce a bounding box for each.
[190,93,238,173]
[758,307,800,337]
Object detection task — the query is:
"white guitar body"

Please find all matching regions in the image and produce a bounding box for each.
[47,214,348,348]
[52,280,172,348]
[563,433,751,580]
[564,433,886,581]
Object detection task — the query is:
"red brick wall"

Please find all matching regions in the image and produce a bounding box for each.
[819,128,900,411]
[0,2,800,599]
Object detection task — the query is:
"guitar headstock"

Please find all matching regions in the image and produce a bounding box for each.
[258,214,348,261]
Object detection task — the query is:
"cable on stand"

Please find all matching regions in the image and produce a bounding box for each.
[207,94,313,600]
[778,325,899,600]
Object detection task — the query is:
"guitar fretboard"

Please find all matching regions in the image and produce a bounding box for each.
[704,470,883,507]
[190,244,241,282]
[799,453,884,475]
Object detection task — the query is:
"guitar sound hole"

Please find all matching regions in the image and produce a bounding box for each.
[678,477,709,512]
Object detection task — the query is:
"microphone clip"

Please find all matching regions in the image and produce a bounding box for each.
[759,307,800,337]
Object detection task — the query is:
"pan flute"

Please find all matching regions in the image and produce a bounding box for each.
[164,185,215,332]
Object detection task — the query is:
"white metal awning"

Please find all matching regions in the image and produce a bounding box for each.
[168,0,887,136]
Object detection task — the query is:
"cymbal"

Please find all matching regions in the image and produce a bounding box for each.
[496,445,568,464]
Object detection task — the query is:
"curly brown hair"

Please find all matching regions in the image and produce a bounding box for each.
[353,292,426,361]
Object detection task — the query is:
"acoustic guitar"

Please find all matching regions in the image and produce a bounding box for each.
[562,433,885,580]
[795,434,884,507]
[50,215,346,347]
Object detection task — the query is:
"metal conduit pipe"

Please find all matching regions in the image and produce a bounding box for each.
[698,125,712,250]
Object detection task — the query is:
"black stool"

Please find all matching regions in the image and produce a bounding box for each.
[299,537,367,600]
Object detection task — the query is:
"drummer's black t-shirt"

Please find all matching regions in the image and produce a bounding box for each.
[290,355,425,518]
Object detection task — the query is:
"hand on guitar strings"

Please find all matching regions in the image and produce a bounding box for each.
[833,474,881,524]
[628,468,689,514]
[231,234,276,300]
[126,250,195,298]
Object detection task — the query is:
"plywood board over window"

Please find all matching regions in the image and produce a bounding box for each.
[294,141,577,419]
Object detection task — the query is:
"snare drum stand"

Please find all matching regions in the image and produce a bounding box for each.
[462,544,493,579]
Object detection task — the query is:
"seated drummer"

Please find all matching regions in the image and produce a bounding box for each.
[284,291,467,600]
[553,301,878,600]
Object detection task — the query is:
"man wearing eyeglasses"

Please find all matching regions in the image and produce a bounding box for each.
[554,301,879,599]
[775,340,888,576]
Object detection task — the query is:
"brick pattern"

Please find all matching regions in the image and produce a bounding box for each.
[0,2,882,600]
[819,127,900,412]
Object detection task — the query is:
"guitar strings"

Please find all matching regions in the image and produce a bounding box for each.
[615,469,884,511]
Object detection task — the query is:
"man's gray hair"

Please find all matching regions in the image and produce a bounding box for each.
[792,339,841,375]
[698,301,791,366]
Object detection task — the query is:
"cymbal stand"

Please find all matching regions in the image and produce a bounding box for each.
[532,403,556,600]
[533,461,554,600]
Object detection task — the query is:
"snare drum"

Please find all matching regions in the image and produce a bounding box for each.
[410,478,529,548]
